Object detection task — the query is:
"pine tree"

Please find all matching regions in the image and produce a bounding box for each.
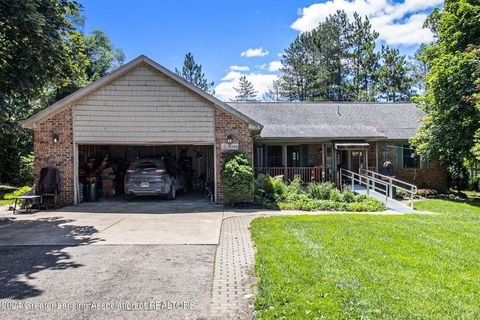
[234,75,257,101]
[278,11,381,101]
[349,13,380,101]
[378,46,413,102]
[175,52,215,94]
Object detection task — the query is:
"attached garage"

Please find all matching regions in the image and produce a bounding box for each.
[23,55,261,206]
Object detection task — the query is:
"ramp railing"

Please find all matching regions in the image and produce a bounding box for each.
[359,168,417,208]
[339,169,390,205]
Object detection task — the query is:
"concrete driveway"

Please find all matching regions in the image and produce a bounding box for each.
[0,198,227,319]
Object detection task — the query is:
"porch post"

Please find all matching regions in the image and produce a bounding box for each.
[375,142,379,172]
[321,143,325,182]
[282,145,288,180]
[365,149,368,171]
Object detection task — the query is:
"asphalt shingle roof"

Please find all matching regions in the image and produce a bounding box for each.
[228,102,425,140]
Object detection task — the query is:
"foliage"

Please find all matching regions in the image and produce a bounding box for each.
[468,176,480,191]
[417,188,439,198]
[412,0,480,183]
[255,175,385,212]
[18,154,34,186]
[234,75,257,101]
[175,52,215,94]
[0,0,124,186]
[220,152,255,204]
[3,186,32,200]
[307,181,335,200]
[277,10,414,102]
[378,45,413,102]
[251,198,480,319]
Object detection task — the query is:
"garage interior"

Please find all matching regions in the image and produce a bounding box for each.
[77,144,214,202]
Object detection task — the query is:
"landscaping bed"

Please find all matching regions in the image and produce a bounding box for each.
[255,174,386,212]
[251,198,480,319]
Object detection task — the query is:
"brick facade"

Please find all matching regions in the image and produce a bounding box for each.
[376,142,448,192]
[214,109,254,203]
[33,106,75,206]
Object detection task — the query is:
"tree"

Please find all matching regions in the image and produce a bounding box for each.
[0,0,124,185]
[378,45,413,102]
[349,13,380,101]
[278,11,383,102]
[234,75,257,101]
[263,80,283,101]
[175,53,215,94]
[84,29,125,82]
[0,0,84,184]
[412,0,480,185]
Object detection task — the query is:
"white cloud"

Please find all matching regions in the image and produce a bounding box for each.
[291,0,443,46]
[240,47,269,57]
[268,61,283,72]
[215,71,278,101]
[229,65,250,71]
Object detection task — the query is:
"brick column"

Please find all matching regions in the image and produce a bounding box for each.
[33,106,75,206]
[214,109,254,203]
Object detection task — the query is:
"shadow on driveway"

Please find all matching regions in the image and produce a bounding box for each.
[0,217,100,300]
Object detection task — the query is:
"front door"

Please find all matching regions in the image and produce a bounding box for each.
[350,150,365,173]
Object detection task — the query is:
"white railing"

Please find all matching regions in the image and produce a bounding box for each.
[359,168,417,207]
[340,168,391,205]
[256,167,329,183]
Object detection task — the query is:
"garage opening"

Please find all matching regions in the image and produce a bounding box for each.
[77,144,214,202]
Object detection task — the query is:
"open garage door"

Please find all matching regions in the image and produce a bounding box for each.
[76,144,214,203]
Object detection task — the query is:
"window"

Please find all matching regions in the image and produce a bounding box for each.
[403,145,419,168]
[266,145,283,167]
[287,145,301,167]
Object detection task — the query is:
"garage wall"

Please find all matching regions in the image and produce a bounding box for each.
[72,63,215,144]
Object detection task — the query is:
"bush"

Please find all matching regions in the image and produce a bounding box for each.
[18,154,34,186]
[308,181,334,200]
[4,186,32,200]
[417,188,438,198]
[220,152,255,204]
[468,176,480,191]
[254,177,386,212]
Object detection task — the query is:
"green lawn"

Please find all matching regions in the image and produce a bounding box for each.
[251,199,480,319]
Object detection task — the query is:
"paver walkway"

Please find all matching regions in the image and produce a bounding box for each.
[210,214,256,319]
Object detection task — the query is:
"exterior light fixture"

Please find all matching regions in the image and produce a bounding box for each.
[52,133,60,143]
[226,134,234,145]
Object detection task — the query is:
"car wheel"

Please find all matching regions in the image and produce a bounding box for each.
[167,184,176,200]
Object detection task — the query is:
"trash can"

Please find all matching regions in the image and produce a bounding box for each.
[87,180,99,202]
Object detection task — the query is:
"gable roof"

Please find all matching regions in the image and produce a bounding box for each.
[23,55,262,130]
[228,102,425,140]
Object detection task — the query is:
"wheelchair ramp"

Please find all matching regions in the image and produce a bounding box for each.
[352,184,416,213]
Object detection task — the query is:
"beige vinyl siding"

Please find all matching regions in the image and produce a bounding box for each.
[73,63,215,144]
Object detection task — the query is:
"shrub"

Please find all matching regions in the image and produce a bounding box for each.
[417,188,438,198]
[329,188,344,202]
[18,154,34,186]
[268,175,287,200]
[468,176,480,191]
[308,181,334,200]
[220,152,254,204]
[4,186,32,200]
[342,188,355,203]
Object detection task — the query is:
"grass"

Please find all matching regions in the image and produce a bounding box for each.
[251,198,480,319]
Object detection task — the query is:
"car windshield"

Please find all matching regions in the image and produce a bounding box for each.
[132,161,164,169]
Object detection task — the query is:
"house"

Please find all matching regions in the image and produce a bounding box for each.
[23,55,447,206]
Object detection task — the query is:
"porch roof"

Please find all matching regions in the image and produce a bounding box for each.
[228,102,425,140]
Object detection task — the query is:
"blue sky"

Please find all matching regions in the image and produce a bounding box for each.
[78,0,442,100]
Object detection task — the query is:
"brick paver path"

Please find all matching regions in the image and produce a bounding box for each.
[209,215,256,319]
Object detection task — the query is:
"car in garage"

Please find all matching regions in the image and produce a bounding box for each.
[124,158,186,200]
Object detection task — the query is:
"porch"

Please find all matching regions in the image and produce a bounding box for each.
[254,142,379,183]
